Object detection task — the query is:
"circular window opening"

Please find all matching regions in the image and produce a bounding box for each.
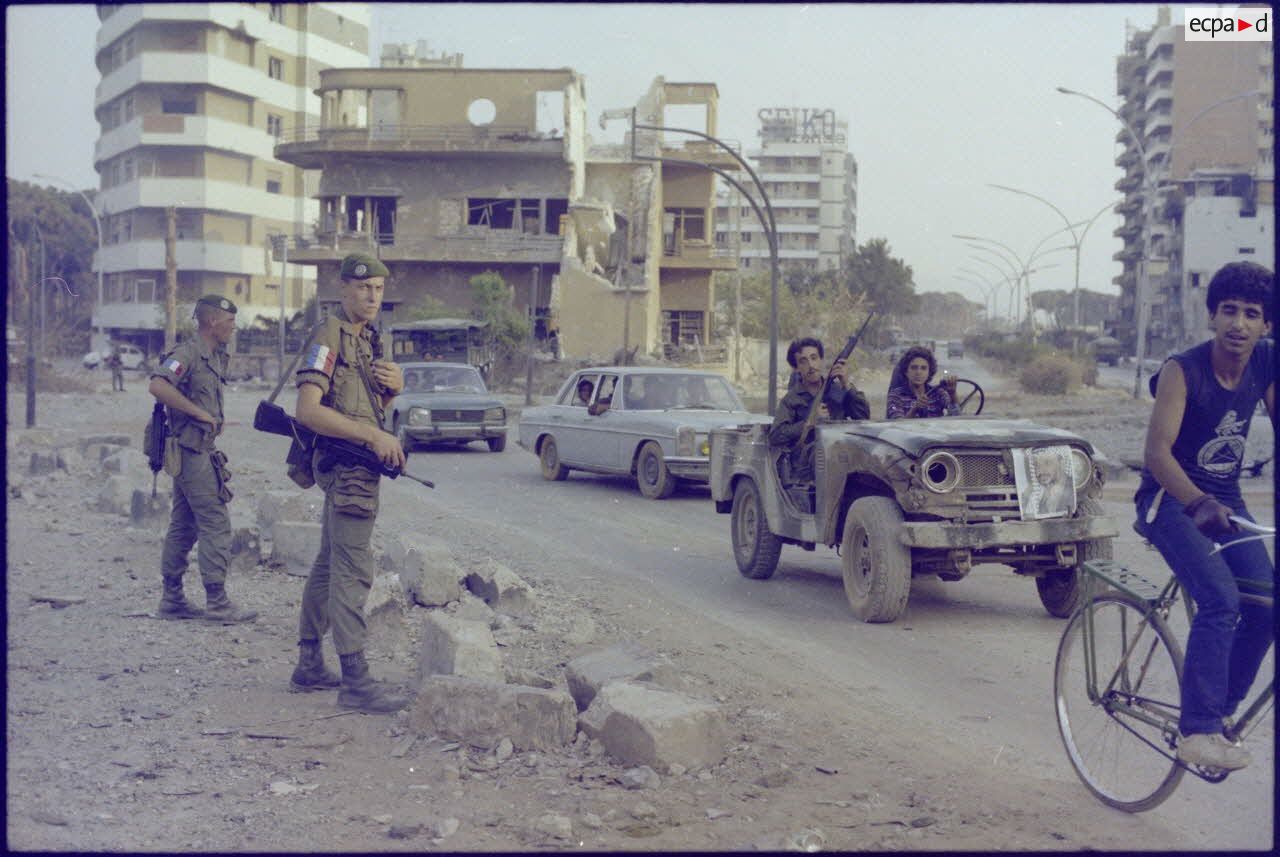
[467,98,496,126]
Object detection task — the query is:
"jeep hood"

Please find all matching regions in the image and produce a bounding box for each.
[831,418,1093,456]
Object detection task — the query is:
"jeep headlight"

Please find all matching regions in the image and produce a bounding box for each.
[407,407,431,426]
[920,450,961,493]
[1069,448,1092,489]
[483,406,505,423]
[676,426,696,457]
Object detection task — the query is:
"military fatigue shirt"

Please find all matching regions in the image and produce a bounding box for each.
[768,382,870,449]
[295,307,381,427]
[152,336,229,452]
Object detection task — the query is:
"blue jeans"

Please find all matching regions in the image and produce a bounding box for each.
[1134,488,1274,735]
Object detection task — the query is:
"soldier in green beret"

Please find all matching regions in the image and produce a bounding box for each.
[148,294,257,623]
[290,252,408,712]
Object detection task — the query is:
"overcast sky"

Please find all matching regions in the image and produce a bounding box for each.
[7,3,1178,311]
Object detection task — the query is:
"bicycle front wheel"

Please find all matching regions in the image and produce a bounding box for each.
[1054,593,1186,812]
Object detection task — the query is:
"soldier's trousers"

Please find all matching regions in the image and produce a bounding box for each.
[112,370,125,391]
[161,448,231,585]
[298,493,377,655]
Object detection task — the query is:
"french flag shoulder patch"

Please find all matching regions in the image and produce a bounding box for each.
[164,358,185,376]
[303,343,336,377]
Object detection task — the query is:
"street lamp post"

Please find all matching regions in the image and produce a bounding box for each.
[1055,85,1260,398]
[954,274,997,327]
[34,172,105,352]
[627,118,782,413]
[959,232,1073,336]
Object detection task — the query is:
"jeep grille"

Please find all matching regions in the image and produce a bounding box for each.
[956,453,1013,487]
[956,452,1019,521]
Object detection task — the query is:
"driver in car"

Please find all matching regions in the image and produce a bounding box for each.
[886,346,958,419]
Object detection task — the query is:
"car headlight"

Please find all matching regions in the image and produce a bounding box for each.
[1069,448,1092,489]
[483,406,505,423]
[919,450,961,493]
[407,407,431,426]
[676,426,695,457]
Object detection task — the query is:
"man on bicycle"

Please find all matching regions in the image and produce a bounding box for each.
[1135,261,1274,771]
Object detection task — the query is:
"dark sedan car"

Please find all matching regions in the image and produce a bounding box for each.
[383,362,508,452]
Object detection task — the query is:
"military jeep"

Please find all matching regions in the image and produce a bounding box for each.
[709,409,1117,623]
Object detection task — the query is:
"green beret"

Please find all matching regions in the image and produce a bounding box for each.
[196,294,237,314]
[340,253,389,280]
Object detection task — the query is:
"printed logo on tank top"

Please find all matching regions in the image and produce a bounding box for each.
[1196,409,1248,475]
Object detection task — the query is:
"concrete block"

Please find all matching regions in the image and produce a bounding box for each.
[95,475,137,516]
[565,641,681,712]
[256,489,322,531]
[29,452,59,475]
[365,573,409,657]
[102,447,151,479]
[399,544,464,607]
[270,520,321,576]
[448,591,498,627]
[130,488,170,524]
[409,675,577,751]
[577,681,728,773]
[79,433,131,452]
[464,561,537,618]
[417,613,503,682]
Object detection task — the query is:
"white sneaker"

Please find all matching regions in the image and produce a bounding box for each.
[1176,732,1251,770]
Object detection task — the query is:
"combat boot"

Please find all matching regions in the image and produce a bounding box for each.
[290,639,341,692]
[157,577,203,620]
[202,583,258,623]
[337,651,409,714]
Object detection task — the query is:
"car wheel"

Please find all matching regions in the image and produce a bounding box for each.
[393,415,413,454]
[486,435,506,453]
[731,478,782,579]
[841,496,912,623]
[635,441,675,499]
[539,436,568,481]
[1037,497,1111,618]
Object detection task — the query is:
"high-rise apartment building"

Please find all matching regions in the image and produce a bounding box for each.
[1111,5,1272,355]
[713,108,857,273]
[91,2,370,355]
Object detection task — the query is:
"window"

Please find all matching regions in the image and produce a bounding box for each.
[269,3,285,23]
[123,158,133,181]
[267,113,283,138]
[268,57,283,80]
[162,98,197,114]
[123,35,134,60]
[1190,272,1202,289]
[468,198,515,228]
[663,208,706,254]
[123,95,134,121]
[662,310,706,346]
[1238,247,1256,255]
[266,170,283,194]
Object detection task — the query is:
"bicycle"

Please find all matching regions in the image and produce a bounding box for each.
[1053,515,1275,812]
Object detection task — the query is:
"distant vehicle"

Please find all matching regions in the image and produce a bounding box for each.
[947,340,964,358]
[388,318,493,379]
[1088,336,1123,367]
[517,367,763,499]
[83,343,148,370]
[384,362,508,453]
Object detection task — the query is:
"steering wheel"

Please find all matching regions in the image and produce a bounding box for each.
[950,378,984,415]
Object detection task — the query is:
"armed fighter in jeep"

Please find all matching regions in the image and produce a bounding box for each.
[708,376,1117,623]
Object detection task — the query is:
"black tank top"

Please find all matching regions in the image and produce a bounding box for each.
[1139,338,1274,501]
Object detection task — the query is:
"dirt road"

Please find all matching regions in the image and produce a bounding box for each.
[6,366,1274,851]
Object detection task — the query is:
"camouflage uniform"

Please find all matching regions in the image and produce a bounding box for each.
[292,256,406,712]
[152,297,256,623]
[108,347,125,391]
[295,307,383,656]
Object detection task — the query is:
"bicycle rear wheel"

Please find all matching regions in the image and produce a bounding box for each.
[1054,593,1186,812]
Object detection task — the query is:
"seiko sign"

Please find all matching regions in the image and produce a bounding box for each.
[757,107,846,144]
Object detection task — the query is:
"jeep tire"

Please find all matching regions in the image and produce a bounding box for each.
[1037,496,1111,618]
[841,496,912,623]
[731,478,782,580]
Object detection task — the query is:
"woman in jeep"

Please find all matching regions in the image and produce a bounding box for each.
[886,346,958,419]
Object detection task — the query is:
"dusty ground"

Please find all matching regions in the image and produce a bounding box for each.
[5,360,1273,852]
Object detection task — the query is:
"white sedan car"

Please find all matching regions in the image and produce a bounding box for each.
[517,366,762,499]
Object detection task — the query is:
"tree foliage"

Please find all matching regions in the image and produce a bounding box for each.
[846,238,918,318]
[469,270,530,379]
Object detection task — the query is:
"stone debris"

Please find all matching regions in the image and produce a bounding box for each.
[95,475,139,516]
[409,675,576,751]
[494,737,514,763]
[79,433,132,452]
[433,817,460,840]
[256,489,321,532]
[417,612,503,682]
[505,666,555,689]
[448,591,498,627]
[101,448,151,481]
[269,521,322,575]
[533,812,573,840]
[565,642,681,712]
[398,544,463,607]
[620,765,660,790]
[577,680,728,773]
[464,560,536,618]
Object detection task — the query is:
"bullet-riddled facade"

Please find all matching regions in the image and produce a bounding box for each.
[274,71,734,361]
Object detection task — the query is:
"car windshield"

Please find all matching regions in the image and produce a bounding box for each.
[621,374,742,410]
[402,366,486,394]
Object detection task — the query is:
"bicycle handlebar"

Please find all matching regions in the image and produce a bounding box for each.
[1227,515,1275,536]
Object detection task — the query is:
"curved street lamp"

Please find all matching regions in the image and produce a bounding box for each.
[1056,85,1261,398]
[34,172,105,350]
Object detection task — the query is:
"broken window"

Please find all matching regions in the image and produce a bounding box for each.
[545,199,568,234]
[373,197,397,245]
[517,199,541,234]
[468,198,515,229]
[663,208,706,254]
[662,310,705,346]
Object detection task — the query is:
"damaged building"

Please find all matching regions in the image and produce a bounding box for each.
[273,67,736,362]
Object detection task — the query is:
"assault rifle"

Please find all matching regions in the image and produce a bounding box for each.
[253,400,434,489]
[145,401,167,498]
[800,312,875,444]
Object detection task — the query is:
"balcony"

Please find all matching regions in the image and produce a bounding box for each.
[97,177,298,221]
[95,300,165,331]
[662,139,742,170]
[97,239,266,276]
[1115,171,1142,193]
[660,240,737,271]
[1113,219,1141,239]
[274,124,565,168]
[280,230,566,266]
[95,114,276,168]
[96,52,309,116]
